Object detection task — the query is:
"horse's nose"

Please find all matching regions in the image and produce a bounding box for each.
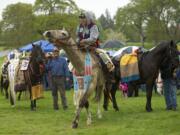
[43,31,51,38]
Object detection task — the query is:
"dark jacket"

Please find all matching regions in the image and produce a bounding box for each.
[161,64,175,79]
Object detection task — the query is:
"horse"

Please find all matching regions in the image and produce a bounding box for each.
[0,61,10,99]
[1,51,24,100]
[43,29,106,128]
[9,44,45,110]
[104,41,179,112]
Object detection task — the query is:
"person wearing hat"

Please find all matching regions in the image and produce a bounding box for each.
[46,47,70,110]
[76,11,100,49]
[76,11,114,72]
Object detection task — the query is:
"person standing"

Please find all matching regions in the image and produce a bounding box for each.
[46,48,70,110]
[161,64,178,111]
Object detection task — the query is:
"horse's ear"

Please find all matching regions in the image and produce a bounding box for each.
[37,30,43,35]
[170,40,175,47]
[62,27,66,31]
[66,28,72,37]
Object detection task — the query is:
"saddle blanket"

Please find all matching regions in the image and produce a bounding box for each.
[31,84,43,100]
[120,54,140,82]
[73,52,92,91]
[15,60,27,92]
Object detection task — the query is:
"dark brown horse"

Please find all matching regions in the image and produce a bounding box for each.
[9,44,45,110]
[104,40,179,112]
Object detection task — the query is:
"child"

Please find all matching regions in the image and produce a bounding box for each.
[119,82,128,98]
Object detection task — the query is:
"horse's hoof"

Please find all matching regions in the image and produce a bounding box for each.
[31,108,36,111]
[72,122,78,129]
[114,107,119,112]
[103,106,108,111]
[97,113,102,119]
[146,108,153,112]
[87,119,92,126]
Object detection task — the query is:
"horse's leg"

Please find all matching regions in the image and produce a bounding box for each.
[128,83,134,97]
[97,100,102,119]
[9,78,16,107]
[85,100,92,126]
[146,83,153,112]
[103,82,109,111]
[111,84,119,111]
[18,91,22,101]
[72,97,85,128]
[34,100,36,108]
[28,86,35,111]
[0,76,4,95]
[103,89,109,111]
[134,85,139,97]
[5,82,9,99]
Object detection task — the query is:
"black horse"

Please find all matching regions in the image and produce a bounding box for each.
[104,40,179,112]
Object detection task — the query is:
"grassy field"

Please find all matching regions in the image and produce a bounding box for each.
[0,46,180,135]
[0,90,179,135]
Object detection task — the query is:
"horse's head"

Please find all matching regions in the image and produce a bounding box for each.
[165,40,179,69]
[31,44,45,64]
[31,44,45,75]
[43,29,70,47]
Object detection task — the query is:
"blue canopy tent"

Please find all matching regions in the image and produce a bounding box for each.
[19,40,55,52]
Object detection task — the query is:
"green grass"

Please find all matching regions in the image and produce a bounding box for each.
[0,90,179,135]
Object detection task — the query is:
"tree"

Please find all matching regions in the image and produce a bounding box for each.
[33,13,79,40]
[98,9,114,30]
[115,2,147,46]
[115,0,180,44]
[1,3,35,47]
[34,0,79,15]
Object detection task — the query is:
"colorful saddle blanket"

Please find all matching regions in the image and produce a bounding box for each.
[120,54,140,83]
[73,52,92,92]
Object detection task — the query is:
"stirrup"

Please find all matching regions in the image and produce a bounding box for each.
[107,62,115,72]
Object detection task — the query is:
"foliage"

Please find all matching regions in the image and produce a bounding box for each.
[34,0,79,15]
[103,28,127,42]
[98,9,114,30]
[115,0,180,43]
[34,13,79,40]
[0,2,79,48]
[0,3,35,47]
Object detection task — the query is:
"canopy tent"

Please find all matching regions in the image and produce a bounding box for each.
[19,40,55,52]
[101,40,125,49]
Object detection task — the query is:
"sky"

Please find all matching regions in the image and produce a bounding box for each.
[0,0,130,19]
